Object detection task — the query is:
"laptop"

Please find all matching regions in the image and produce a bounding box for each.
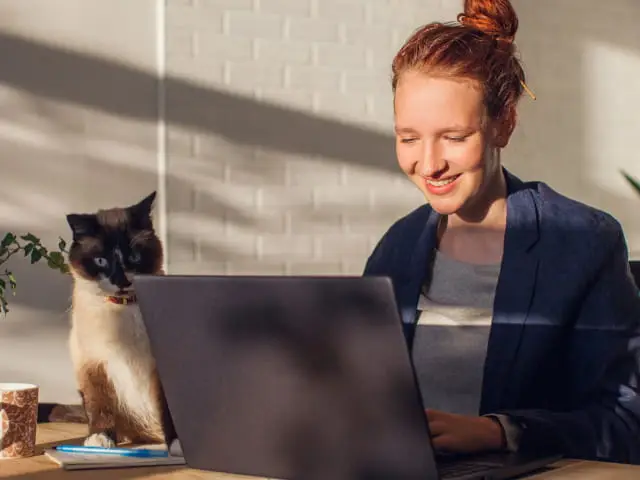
[133,274,561,480]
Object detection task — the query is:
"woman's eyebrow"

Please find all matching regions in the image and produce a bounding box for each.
[438,125,475,133]
[394,126,419,134]
[394,125,476,134]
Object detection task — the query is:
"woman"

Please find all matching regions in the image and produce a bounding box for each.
[364,0,640,464]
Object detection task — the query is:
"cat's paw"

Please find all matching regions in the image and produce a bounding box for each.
[169,438,183,456]
[84,433,116,448]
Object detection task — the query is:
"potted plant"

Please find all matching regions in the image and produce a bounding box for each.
[0,232,70,315]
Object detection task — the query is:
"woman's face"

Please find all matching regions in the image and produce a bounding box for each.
[394,71,506,219]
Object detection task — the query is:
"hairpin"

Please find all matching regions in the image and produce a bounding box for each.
[520,80,536,100]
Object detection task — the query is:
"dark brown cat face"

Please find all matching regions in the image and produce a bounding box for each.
[66,192,163,293]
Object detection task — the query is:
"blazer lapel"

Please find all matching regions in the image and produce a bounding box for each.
[480,177,541,413]
[396,209,441,345]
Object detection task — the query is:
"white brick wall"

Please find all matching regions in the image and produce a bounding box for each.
[164,0,459,275]
[165,0,640,274]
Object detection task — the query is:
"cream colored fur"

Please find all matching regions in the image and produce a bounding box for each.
[69,274,163,445]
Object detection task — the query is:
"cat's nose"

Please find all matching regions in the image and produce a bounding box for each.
[111,275,132,289]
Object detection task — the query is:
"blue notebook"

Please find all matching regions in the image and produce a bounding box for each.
[44,443,186,471]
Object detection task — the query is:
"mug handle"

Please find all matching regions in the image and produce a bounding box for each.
[0,407,8,446]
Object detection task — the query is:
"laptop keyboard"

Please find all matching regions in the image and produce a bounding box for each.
[438,460,502,479]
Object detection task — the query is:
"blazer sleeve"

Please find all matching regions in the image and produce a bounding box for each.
[501,226,640,463]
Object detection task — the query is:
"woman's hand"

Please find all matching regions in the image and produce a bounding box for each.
[426,409,505,454]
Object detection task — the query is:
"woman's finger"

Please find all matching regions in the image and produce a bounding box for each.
[427,420,446,437]
[431,433,455,453]
[425,408,443,419]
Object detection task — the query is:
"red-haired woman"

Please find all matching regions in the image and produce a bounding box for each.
[364,0,640,464]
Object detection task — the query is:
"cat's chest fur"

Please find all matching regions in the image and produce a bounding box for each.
[69,287,160,431]
[71,299,153,361]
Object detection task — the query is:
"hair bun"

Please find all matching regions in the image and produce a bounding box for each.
[458,0,518,47]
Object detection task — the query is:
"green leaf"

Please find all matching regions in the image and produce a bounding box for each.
[30,249,42,264]
[23,244,34,256]
[1,233,15,248]
[621,170,640,197]
[8,272,16,289]
[20,233,40,243]
[48,251,64,265]
[50,251,64,261]
[58,238,67,251]
[0,278,5,290]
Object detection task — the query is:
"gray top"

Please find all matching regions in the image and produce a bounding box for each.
[411,250,501,416]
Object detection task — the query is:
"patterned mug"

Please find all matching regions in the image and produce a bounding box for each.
[0,383,39,459]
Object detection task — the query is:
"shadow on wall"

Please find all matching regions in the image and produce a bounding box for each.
[0,27,402,314]
[1,0,640,317]
[507,0,640,242]
[1,1,638,211]
[0,30,397,172]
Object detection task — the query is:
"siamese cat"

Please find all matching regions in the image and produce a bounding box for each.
[64,191,173,447]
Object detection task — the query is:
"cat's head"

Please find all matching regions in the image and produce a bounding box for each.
[66,191,163,295]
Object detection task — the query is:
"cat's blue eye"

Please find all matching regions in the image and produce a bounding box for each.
[129,251,141,263]
[94,257,108,268]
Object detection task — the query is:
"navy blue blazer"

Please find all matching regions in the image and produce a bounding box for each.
[363,169,640,464]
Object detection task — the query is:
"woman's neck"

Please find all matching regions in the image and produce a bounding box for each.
[437,168,508,265]
[449,166,508,230]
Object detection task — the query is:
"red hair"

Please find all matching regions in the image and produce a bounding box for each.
[392,0,529,135]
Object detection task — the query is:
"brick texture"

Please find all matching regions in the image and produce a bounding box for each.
[165,0,457,275]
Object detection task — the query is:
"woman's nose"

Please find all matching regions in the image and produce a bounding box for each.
[418,144,446,177]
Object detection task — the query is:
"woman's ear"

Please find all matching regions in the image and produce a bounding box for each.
[491,112,516,149]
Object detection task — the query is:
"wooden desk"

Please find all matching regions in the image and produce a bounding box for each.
[2,423,640,479]
[0,423,260,480]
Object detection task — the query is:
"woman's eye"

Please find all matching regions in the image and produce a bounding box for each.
[400,138,418,144]
[445,136,467,143]
[129,251,141,263]
[94,257,108,268]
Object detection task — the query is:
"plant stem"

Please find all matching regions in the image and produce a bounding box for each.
[0,246,21,264]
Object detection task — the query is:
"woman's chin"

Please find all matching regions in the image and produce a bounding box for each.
[424,195,465,217]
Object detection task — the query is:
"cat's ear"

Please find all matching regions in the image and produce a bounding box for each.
[130,191,156,218]
[66,213,99,240]
[128,191,156,230]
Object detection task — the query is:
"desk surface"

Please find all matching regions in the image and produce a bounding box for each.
[2,423,640,479]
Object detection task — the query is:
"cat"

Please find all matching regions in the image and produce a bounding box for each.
[63,191,174,447]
